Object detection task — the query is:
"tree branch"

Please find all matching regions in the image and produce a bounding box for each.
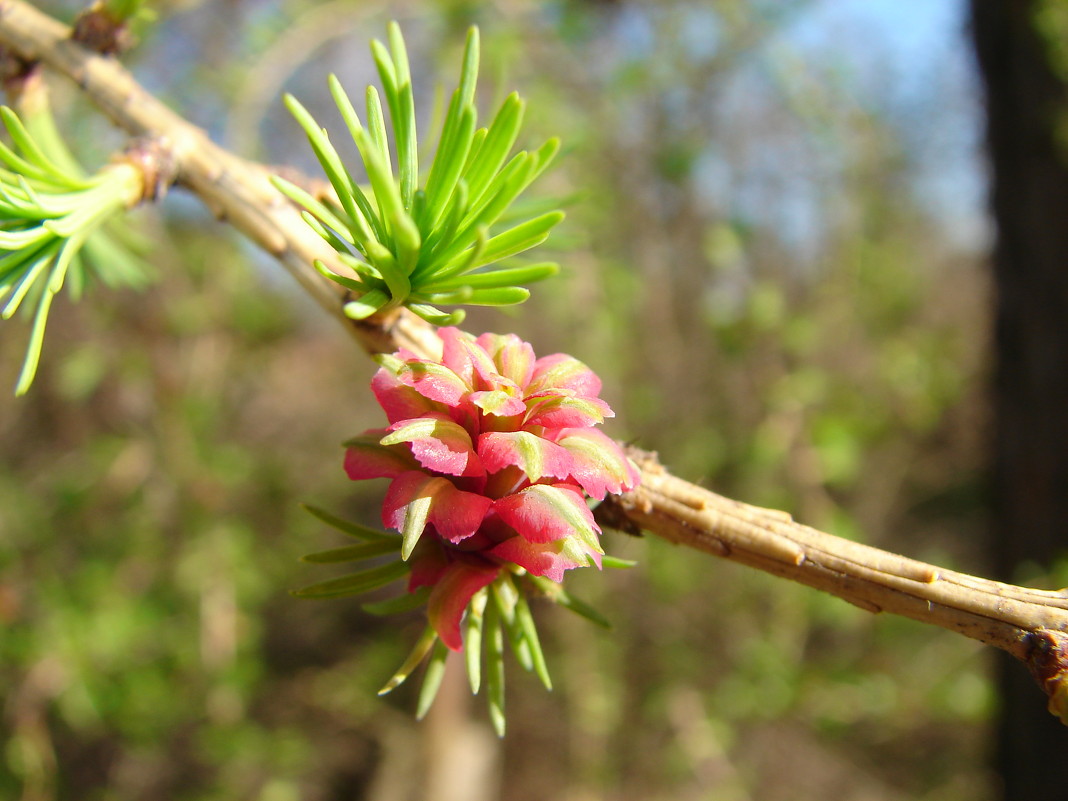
[0,0,438,357]
[4,0,1067,721]
[603,450,1068,653]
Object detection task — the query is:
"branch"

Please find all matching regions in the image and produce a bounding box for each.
[601,450,1068,651]
[0,0,438,357]
[3,0,1067,721]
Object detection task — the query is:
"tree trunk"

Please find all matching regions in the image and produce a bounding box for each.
[971,1,1068,797]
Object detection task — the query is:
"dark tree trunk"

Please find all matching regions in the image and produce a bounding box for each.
[971,1,1068,798]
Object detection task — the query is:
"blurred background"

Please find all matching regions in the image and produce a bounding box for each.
[2,0,1065,799]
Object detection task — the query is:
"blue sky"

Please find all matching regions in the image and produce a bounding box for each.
[788,0,987,249]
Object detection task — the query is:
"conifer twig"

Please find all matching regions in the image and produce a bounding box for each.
[0,0,438,356]
[3,0,1067,721]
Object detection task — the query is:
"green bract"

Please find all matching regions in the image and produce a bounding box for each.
[274,23,563,326]
[0,106,151,395]
[295,503,633,737]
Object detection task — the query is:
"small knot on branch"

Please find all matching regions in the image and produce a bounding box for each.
[71,2,134,55]
[350,307,408,356]
[0,44,37,96]
[114,136,177,203]
[1025,630,1068,725]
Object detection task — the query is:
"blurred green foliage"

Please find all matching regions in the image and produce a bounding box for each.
[2,1,997,799]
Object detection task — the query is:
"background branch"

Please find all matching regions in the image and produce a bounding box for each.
[3,0,1066,720]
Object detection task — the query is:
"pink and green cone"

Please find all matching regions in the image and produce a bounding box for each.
[300,327,639,732]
